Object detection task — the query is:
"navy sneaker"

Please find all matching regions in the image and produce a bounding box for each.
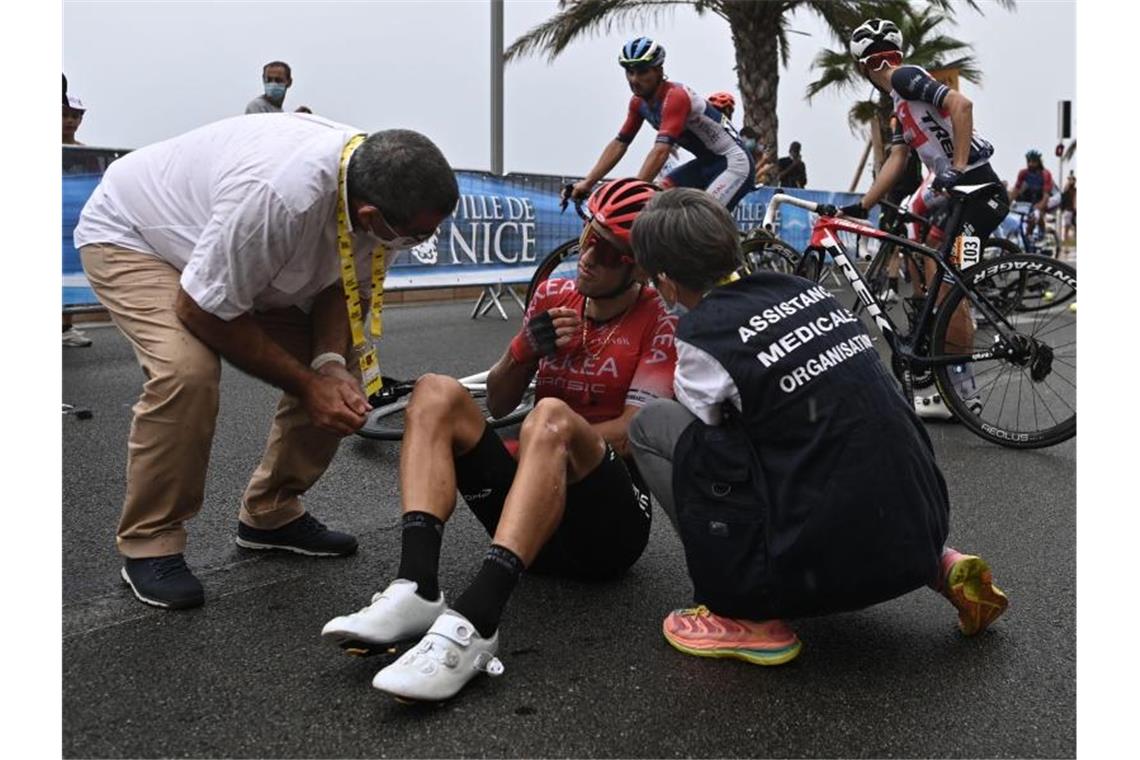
[235,513,357,557]
[121,554,205,610]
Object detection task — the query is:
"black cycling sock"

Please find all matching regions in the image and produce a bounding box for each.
[888,277,899,292]
[452,544,525,639]
[396,511,444,601]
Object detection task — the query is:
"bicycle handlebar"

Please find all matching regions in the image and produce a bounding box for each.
[559,183,588,220]
[762,194,837,232]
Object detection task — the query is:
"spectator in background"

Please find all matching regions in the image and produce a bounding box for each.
[1061,172,1076,236]
[740,127,774,186]
[63,91,94,347]
[776,141,807,188]
[63,94,86,145]
[245,60,293,114]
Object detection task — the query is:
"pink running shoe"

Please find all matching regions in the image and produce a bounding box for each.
[662,605,801,666]
[939,548,1009,636]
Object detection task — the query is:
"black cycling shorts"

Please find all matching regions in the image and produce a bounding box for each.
[930,163,1010,243]
[454,425,652,581]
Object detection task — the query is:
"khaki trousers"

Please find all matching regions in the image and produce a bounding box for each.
[81,244,345,558]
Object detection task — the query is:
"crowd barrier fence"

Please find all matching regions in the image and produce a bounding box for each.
[63,146,872,310]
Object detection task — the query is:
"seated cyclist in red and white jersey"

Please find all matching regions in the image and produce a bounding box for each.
[321,179,677,703]
[569,37,754,212]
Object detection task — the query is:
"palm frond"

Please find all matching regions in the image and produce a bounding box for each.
[805,47,859,100]
[925,0,1016,16]
[505,0,725,63]
[847,98,881,133]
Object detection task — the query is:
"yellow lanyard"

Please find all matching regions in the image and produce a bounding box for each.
[336,134,387,396]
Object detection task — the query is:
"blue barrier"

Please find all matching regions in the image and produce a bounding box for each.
[62,157,1019,308]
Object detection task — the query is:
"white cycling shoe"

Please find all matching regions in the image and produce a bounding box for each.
[321,579,445,655]
[915,393,982,421]
[372,610,504,702]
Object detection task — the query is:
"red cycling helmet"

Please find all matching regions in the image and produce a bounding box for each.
[707,91,735,115]
[585,178,659,251]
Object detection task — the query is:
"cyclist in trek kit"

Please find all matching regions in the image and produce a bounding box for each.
[568,37,755,212]
[1009,149,1060,240]
[322,179,677,703]
[839,18,1010,421]
[626,188,1009,667]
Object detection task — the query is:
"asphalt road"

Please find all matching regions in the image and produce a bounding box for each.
[62,297,1075,759]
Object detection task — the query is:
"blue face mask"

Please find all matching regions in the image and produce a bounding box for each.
[665,299,688,318]
[264,82,287,101]
[742,137,758,154]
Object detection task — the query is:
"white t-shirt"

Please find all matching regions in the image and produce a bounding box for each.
[75,113,379,320]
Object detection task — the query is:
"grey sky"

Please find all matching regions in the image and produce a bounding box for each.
[63,0,1075,191]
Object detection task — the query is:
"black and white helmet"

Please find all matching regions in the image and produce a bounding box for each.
[849,18,903,60]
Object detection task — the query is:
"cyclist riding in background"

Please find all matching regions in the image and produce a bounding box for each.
[838,18,1010,422]
[569,37,755,212]
[707,91,736,123]
[1009,149,1060,239]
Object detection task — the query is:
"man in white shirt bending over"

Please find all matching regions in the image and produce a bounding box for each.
[75,114,458,610]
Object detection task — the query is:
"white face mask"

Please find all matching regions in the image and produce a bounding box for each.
[370,231,425,251]
[665,299,689,318]
[365,208,436,251]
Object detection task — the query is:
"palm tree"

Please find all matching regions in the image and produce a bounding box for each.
[807,1,1013,176]
[505,0,874,173]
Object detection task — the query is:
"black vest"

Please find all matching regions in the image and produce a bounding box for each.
[672,272,949,619]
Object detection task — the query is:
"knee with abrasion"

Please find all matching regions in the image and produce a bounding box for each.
[519,397,574,450]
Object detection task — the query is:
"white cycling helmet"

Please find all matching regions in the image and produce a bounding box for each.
[849,18,903,61]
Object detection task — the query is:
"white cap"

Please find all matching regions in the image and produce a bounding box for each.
[66,94,86,111]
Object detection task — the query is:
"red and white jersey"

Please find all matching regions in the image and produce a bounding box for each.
[889,65,994,176]
[526,279,677,423]
[616,80,742,162]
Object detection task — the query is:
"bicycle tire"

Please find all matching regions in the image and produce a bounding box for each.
[525,238,580,307]
[929,254,1076,449]
[794,247,825,282]
[741,231,799,275]
[357,388,534,441]
[975,238,1075,315]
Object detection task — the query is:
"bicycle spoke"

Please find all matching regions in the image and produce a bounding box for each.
[980,361,1012,415]
[1030,372,1041,432]
[1048,369,1077,390]
[1037,375,1075,415]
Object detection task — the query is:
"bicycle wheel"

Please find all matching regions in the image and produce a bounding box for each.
[974,238,1074,315]
[357,387,534,441]
[794,247,825,282]
[525,238,580,307]
[930,255,1076,449]
[741,231,799,275]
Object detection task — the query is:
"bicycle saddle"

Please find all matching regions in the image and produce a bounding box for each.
[948,183,997,197]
